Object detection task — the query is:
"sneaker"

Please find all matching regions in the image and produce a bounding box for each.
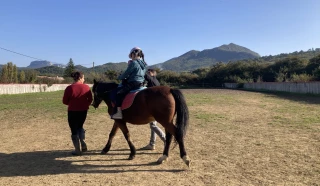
[111,108,123,119]
[140,144,155,150]
[111,113,122,119]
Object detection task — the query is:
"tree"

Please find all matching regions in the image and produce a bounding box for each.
[19,71,26,83]
[305,54,320,75]
[105,70,119,80]
[25,69,38,83]
[7,62,13,83]
[0,64,8,83]
[64,58,75,78]
[12,65,18,83]
[0,62,18,83]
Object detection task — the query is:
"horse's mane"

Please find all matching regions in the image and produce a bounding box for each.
[98,81,118,86]
[94,81,119,92]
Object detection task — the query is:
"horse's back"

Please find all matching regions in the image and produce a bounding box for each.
[123,86,176,124]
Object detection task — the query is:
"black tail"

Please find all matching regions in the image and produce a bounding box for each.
[170,89,189,141]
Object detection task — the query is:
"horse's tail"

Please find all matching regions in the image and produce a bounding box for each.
[170,89,189,141]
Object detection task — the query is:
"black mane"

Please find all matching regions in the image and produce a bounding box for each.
[93,81,119,93]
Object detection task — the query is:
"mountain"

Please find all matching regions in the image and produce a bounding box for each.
[26,60,66,69]
[27,60,52,68]
[150,43,261,71]
[91,62,128,73]
[34,62,128,76]
[74,65,89,72]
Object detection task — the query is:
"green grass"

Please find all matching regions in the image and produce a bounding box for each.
[1,89,320,131]
[186,93,236,106]
[0,91,107,121]
[184,89,320,131]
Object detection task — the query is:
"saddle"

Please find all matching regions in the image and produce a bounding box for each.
[110,87,147,110]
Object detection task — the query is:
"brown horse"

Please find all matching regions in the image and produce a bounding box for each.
[91,79,191,167]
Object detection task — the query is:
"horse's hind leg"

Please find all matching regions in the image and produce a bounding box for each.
[157,122,191,167]
[117,121,136,160]
[176,131,191,167]
[101,122,119,154]
[157,130,173,164]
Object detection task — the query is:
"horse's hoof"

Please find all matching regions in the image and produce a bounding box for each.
[157,155,168,164]
[182,155,191,168]
[128,155,135,160]
[101,150,107,155]
[185,159,191,168]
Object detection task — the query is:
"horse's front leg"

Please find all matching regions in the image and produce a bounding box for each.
[101,122,119,154]
[117,120,136,160]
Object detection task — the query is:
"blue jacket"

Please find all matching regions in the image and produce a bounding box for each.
[118,59,147,83]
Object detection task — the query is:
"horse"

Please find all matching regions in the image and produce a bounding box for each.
[91,79,191,167]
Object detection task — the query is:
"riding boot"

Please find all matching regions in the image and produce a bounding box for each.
[78,128,87,152]
[111,107,123,119]
[71,135,82,156]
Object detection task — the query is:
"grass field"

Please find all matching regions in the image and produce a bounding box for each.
[0,89,319,185]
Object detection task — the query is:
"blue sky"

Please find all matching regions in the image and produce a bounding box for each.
[0,0,319,67]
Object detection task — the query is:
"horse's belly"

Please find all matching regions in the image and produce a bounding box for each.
[123,113,154,125]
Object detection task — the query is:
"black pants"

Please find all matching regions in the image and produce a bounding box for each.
[116,81,142,107]
[68,110,88,135]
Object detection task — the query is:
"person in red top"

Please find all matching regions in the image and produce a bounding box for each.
[63,71,93,155]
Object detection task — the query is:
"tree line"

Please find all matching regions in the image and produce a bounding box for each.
[1,52,320,87]
[0,62,39,84]
[156,54,320,87]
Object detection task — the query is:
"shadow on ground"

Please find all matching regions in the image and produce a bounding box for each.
[0,149,183,177]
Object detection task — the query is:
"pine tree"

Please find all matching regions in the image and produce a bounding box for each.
[64,58,75,78]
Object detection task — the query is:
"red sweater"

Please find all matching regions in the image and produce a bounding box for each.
[63,82,93,111]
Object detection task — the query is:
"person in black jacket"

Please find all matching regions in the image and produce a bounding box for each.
[140,69,166,150]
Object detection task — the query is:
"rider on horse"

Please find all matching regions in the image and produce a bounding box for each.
[111,47,147,119]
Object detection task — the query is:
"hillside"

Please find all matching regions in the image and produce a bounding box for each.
[33,62,128,76]
[92,62,128,73]
[2,45,319,76]
[150,43,260,71]
[35,66,65,76]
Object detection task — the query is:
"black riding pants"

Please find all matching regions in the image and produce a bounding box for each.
[68,110,88,135]
[116,81,142,107]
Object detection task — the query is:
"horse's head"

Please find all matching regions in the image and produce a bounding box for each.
[91,79,118,109]
[91,79,103,109]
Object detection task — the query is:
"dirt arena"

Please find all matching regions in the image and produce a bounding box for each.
[0,89,319,185]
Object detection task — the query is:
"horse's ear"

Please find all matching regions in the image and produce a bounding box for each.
[93,79,97,84]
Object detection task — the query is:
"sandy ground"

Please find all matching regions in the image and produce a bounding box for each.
[0,89,319,186]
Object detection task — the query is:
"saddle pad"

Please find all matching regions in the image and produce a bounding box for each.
[129,86,147,93]
[121,87,147,110]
